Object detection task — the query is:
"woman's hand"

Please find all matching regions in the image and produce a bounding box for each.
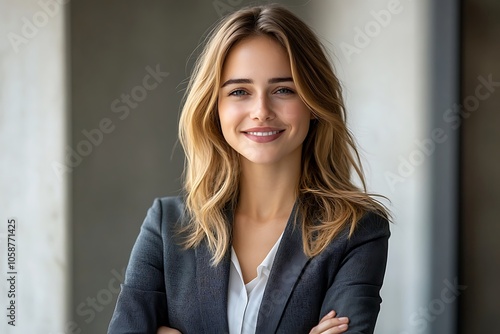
[309,310,349,334]
[157,326,182,334]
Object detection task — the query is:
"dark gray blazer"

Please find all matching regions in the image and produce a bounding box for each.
[108,196,390,334]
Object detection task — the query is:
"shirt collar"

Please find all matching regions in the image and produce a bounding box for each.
[255,232,284,278]
[230,231,284,279]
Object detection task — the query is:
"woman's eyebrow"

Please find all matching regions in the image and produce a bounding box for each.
[221,78,253,87]
[221,77,293,87]
[268,77,293,84]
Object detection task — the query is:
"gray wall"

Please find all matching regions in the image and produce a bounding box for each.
[428,0,460,333]
[70,1,199,331]
[69,1,303,332]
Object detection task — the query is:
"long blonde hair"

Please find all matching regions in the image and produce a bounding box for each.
[178,4,388,265]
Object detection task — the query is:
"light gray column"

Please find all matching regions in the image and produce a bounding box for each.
[0,0,69,333]
[309,0,459,333]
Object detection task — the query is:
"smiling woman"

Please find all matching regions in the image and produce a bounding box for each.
[108,4,390,334]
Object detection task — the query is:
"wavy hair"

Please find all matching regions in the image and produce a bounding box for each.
[178,4,389,264]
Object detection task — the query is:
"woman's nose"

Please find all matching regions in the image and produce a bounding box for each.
[250,95,275,121]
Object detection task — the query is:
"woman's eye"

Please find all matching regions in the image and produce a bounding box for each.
[229,89,248,96]
[275,87,294,94]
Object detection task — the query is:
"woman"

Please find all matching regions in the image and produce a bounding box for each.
[108,4,390,334]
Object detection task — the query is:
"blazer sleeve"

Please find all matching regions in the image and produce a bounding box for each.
[108,198,168,334]
[320,212,390,334]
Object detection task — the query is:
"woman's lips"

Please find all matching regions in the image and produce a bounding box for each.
[246,130,281,136]
[242,128,285,143]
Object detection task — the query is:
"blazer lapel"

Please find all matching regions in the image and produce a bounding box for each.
[196,242,231,333]
[256,204,310,333]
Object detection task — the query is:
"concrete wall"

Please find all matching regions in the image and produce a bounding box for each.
[312,0,461,332]
[0,0,69,333]
[310,1,455,333]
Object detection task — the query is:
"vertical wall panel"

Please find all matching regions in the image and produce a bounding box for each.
[461,0,500,332]
[428,0,460,333]
[0,0,69,332]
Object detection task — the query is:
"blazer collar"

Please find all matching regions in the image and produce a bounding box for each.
[195,204,234,333]
[195,240,231,334]
[256,202,310,333]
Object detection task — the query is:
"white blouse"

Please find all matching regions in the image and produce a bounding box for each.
[227,233,284,334]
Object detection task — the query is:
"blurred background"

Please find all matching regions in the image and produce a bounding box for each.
[0,0,499,333]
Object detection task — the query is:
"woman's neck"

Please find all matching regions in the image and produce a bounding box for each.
[237,158,300,223]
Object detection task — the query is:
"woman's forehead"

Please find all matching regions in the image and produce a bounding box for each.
[221,35,292,81]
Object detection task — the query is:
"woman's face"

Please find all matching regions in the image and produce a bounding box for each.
[218,35,312,166]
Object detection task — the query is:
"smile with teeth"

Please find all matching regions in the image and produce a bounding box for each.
[246,130,282,136]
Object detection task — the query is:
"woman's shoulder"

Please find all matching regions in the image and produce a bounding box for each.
[142,196,188,234]
[357,210,390,229]
[151,195,184,205]
[147,195,185,218]
[348,210,391,244]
